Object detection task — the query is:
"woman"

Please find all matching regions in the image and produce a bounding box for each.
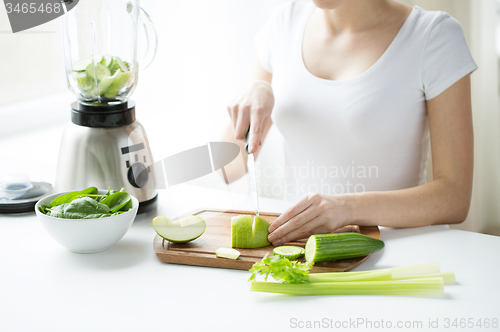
[223,0,476,246]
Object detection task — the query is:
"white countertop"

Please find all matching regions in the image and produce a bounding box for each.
[1,183,500,332]
[1,123,500,332]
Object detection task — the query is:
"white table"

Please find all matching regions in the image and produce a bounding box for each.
[1,183,500,332]
[1,119,499,332]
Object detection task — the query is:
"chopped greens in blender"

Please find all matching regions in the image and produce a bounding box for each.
[72,55,132,100]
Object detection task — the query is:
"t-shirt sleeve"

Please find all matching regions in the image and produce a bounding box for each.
[254,5,287,74]
[422,13,477,100]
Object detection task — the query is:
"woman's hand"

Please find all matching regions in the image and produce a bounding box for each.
[267,193,351,245]
[227,80,274,153]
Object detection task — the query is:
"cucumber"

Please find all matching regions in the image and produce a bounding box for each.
[101,54,114,69]
[273,246,305,259]
[115,56,129,73]
[215,247,240,260]
[72,58,92,72]
[97,70,121,94]
[103,71,131,98]
[86,63,111,81]
[76,74,97,97]
[305,233,385,263]
[72,55,132,98]
[73,72,87,84]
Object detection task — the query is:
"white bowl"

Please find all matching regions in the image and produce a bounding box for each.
[35,190,139,253]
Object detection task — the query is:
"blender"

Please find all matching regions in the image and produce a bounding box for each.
[55,0,158,213]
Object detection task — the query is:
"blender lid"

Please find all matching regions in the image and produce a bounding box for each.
[71,100,136,128]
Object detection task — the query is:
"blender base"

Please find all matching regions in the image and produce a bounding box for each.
[55,100,158,211]
[138,194,158,214]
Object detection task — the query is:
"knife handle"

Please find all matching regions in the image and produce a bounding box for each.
[245,127,251,155]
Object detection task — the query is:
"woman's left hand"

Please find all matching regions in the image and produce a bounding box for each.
[267,193,351,246]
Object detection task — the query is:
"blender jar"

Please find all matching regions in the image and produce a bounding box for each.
[61,0,157,104]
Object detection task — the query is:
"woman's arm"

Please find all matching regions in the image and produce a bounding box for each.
[221,61,274,183]
[267,75,473,245]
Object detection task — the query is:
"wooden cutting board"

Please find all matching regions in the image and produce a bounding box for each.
[153,209,381,273]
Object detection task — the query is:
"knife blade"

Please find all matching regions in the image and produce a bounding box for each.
[245,129,260,217]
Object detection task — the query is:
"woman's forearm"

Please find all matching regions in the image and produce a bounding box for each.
[344,178,472,228]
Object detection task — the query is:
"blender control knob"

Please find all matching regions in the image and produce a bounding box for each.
[128,163,149,188]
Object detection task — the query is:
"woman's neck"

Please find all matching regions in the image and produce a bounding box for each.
[321,0,391,34]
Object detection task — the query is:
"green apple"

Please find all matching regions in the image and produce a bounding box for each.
[179,215,205,227]
[215,247,240,260]
[231,215,271,249]
[252,216,271,248]
[153,215,206,243]
[231,215,253,248]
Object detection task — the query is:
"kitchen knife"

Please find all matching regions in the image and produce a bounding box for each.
[245,129,260,217]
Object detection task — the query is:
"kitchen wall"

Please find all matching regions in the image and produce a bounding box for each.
[1,0,499,235]
[0,9,67,104]
[400,0,500,236]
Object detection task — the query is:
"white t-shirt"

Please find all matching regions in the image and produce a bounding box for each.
[255,1,477,201]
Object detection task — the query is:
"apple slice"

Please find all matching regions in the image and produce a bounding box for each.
[179,215,205,227]
[152,216,206,243]
[252,216,271,248]
[215,247,240,260]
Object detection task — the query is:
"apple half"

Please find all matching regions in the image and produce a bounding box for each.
[231,215,271,249]
[153,215,206,243]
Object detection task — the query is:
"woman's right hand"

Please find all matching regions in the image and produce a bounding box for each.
[227,80,274,154]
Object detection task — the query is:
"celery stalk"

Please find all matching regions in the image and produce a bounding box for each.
[250,278,445,297]
[308,269,393,283]
[307,265,454,285]
[308,263,442,280]
[391,271,455,285]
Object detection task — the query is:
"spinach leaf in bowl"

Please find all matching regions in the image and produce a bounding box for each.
[41,186,133,219]
[100,192,131,213]
[49,187,98,207]
[63,197,111,219]
[96,187,120,202]
[45,197,112,219]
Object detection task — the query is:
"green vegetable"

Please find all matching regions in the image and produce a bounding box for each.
[49,187,98,207]
[53,197,111,219]
[97,69,121,94]
[72,58,92,72]
[231,215,271,249]
[41,186,133,219]
[101,54,114,69]
[215,247,240,260]
[86,63,111,81]
[273,246,305,259]
[308,262,443,280]
[247,257,453,297]
[391,272,456,285]
[38,205,50,214]
[100,192,131,213]
[71,54,132,99]
[308,269,393,283]
[115,56,129,73]
[248,255,312,284]
[250,278,445,296]
[103,71,131,98]
[305,233,385,263]
[74,72,87,84]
